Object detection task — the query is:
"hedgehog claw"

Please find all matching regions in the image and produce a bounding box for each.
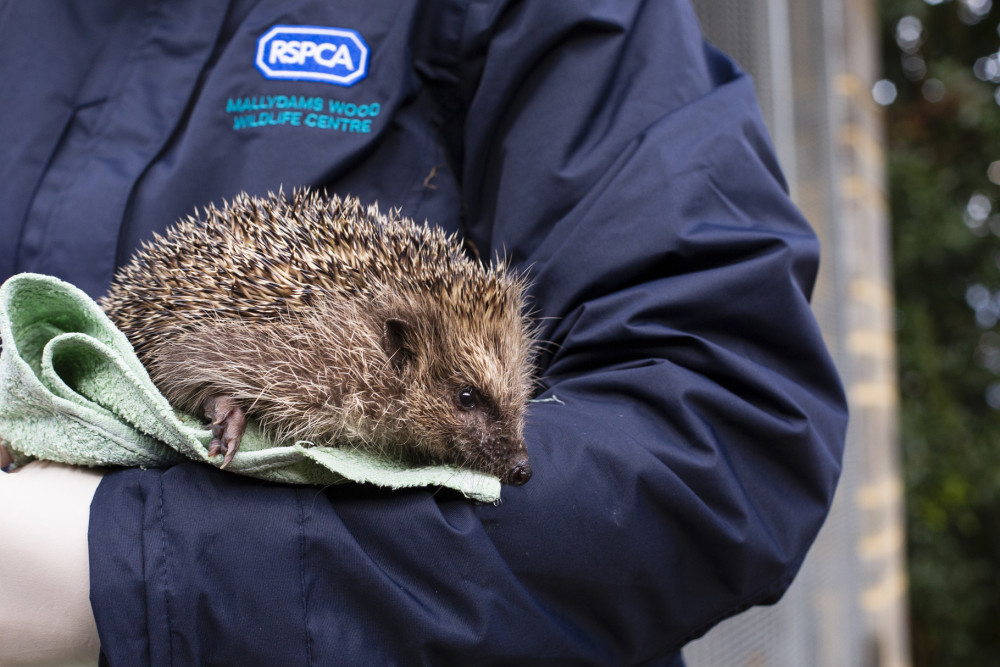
[203,395,246,469]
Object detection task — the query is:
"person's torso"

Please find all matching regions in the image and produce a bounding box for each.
[0,0,468,297]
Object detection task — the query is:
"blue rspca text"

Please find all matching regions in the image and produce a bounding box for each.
[255,26,369,86]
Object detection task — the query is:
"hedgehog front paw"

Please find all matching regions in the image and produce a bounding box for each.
[203,395,247,469]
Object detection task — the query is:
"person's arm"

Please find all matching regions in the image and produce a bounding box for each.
[88,2,846,664]
[458,0,847,651]
[0,455,102,667]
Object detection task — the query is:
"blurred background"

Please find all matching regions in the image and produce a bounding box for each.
[683,0,1000,665]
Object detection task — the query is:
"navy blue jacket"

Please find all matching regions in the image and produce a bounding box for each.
[0,1,847,664]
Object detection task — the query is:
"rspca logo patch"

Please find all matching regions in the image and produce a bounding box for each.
[255,25,369,86]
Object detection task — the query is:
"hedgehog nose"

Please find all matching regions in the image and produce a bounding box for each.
[508,459,532,486]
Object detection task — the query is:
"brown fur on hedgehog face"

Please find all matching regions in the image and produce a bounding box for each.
[376,287,535,484]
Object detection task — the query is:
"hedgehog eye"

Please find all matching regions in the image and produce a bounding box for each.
[456,388,478,410]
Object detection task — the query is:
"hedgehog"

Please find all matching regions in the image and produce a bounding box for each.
[98,189,536,485]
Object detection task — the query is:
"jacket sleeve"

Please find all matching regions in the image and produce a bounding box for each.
[459,0,846,652]
[89,1,847,664]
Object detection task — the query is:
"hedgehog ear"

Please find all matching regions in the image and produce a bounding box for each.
[382,318,414,372]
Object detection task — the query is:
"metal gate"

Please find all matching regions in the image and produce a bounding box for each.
[685,1,909,665]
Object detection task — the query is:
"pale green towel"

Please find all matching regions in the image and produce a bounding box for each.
[0,273,500,502]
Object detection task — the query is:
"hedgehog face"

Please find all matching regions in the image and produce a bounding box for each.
[402,363,532,485]
[445,381,531,485]
[381,306,534,485]
[393,378,530,485]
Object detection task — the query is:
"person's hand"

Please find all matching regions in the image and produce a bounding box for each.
[0,444,104,666]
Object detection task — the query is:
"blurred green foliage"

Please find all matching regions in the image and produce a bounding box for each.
[880,0,1000,663]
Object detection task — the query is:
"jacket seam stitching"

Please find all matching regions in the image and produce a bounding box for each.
[297,491,314,666]
[157,474,175,666]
